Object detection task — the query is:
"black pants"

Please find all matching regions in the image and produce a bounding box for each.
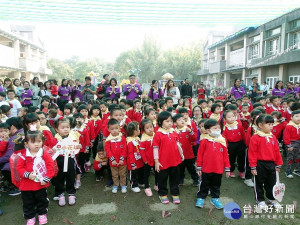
[77,152,87,175]
[21,188,48,220]
[244,148,252,180]
[129,167,144,188]
[157,165,180,196]
[95,165,109,178]
[193,144,199,161]
[254,160,276,202]
[144,164,158,188]
[179,158,198,181]
[57,99,68,111]
[228,141,245,172]
[197,172,222,199]
[91,136,100,159]
[1,170,12,187]
[55,156,76,197]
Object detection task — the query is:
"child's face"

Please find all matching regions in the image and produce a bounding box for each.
[0,128,9,139]
[88,104,92,110]
[200,102,207,109]
[178,99,183,105]
[144,123,154,136]
[208,124,221,136]
[80,109,89,118]
[42,100,49,107]
[193,107,201,117]
[281,102,288,109]
[97,151,106,159]
[181,112,189,121]
[199,123,206,134]
[74,98,80,103]
[111,110,122,122]
[161,104,166,109]
[76,117,84,126]
[107,100,112,105]
[147,111,156,121]
[27,120,40,131]
[266,98,270,104]
[100,105,107,112]
[259,99,266,105]
[135,102,142,109]
[243,97,250,104]
[0,96,4,101]
[175,117,185,128]
[25,137,43,152]
[120,102,125,106]
[232,110,238,116]
[92,109,100,116]
[108,124,120,136]
[225,112,236,124]
[7,92,15,100]
[37,114,47,126]
[258,122,273,134]
[166,100,173,108]
[125,104,131,109]
[242,106,249,113]
[272,98,280,107]
[162,116,173,129]
[272,116,278,123]
[55,122,71,137]
[184,100,190,107]
[292,113,300,124]
[237,100,242,105]
[64,109,71,115]
[134,127,140,136]
[208,101,213,108]
[214,107,221,114]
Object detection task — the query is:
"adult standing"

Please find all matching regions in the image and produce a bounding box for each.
[180,78,193,98]
[205,83,211,98]
[29,77,40,107]
[285,82,297,97]
[57,79,72,111]
[39,81,52,98]
[230,79,246,100]
[260,81,269,96]
[13,78,23,100]
[164,79,180,107]
[81,76,96,103]
[3,78,15,93]
[96,74,110,100]
[148,80,164,100]
[105,78,121,100]
[248,77,262,96]
[72,79,83,102]
[123,74,143,100]
[20,76,26,87]
[272,80,285,98]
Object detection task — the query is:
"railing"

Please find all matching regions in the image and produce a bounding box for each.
[228,48,245,68]
[209,60,226,73]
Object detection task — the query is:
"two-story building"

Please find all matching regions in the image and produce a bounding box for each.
[198,8,300,90]
[0,25,52,82]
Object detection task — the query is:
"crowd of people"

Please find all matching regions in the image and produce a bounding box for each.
[0,73,299,225]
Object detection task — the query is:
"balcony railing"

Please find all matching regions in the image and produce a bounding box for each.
[209,60,226,73]
[0,44,15,68]
[228,48,245,68]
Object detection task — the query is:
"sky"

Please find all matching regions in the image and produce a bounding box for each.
[0,0,298,61]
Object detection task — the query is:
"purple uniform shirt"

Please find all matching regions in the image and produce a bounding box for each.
[148,88,164,100]
[0,86,4,93]
[286,88,297,96]
[272,88,286,98]
[123,84,142,100]
[58,86,71,101]
[73,85,83,101]
[21,88,33,105]
[230,86,246,99]
[106,86,121,99]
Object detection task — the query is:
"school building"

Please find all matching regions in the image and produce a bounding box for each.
[197,8,300,89]
[0,25,52,81]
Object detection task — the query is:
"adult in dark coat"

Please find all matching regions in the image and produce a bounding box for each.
[180,78,193,98]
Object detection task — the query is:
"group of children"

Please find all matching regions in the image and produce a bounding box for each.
[0,88,299,225]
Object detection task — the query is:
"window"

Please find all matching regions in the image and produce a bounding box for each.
[268,27,281,37]
[291,19,300,29]
[266,38,279,56]
[248,44,259,59]
[292,32,300,49]
[289,75,300,83]
[249,35,260,44]
[266,77,279,89]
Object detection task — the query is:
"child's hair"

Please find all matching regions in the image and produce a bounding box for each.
[144,108,155,117]
[204,119,219,130]
[226,104,237,111]
[20,107,28,114]
[159,100,166,109]
[48,104,58,110]
[108,104,119,113]
[287,98,295,105]
[178,107,188,114]
[89,104,101,117]
[250,110,262,136]
[242,95,250,99]
[292,110,300,117]
[73,112,84,119]
[77,104,89,112]
[242,104,249,108]
[270,95,279,103]
[197,99,207,105]
[0,92,6,97]
[97,142,104,151]
[253,103,263,109]
[64,103,73,112]
[126,121,139,137]
[0,105,10,115]
[0,122,10,130]
[6,89,15,95]
[112,97,119,104]
[255,96,265,102]
[126,99,134,107]
[110,107,121,116]
[193,105,202,114]
[107,118,119,128]
[24,131,45,143]
[23,113,39,132]
[270,111,281,119]
[54,118,70,129]
[165,97,173,103]
[256,114,274,126]
[99,101,108,107]
[119,104,126,111]
[157,111,172,128]
[140,118,153,132]
[40,98,50,111]
[134,99,141,105]
[48,109,57,118]
[183,98,190,107]
[28,106,39,113]
[167,107,175,112]
[88,100,98,106]
[198,118,208,126]
[120,99,127,105]
[211,103,220,113]
[172,113,183,122]
[291,102,300,111]
[67,117,76,129]
[6,117,23,130]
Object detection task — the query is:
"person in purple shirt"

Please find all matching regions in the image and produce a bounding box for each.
[105,78,121,100]
[123,74,143,100]
[230,79,246,100]
[72,79,83,102]
[285,82,297,97]
[58,79,71,111]
[272,80,286,98]
[148,80,164,100]
[0,85,4,93]
[20,81,33,107]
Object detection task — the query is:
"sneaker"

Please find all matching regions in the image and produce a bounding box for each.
[38,214,48,225]
[85,161,91,167]
[286,171,294,179]
[68,195,76,206]
[85,165,90,173]
[293,169,300,177]
[193,179,199,186]
[53,196,59,201]
[230,172,236,178]
[131,187,141,193]
[112,186,118,194]
[244,179,254,187]
[268,200,281,208]
[96,176,103,182]
[58,196,66,207]
[7,188,21,196]
[172,195,180,204]
[74,180,81,189]
[153,185,158,191]
[121,186,127,193]
[210,198,224,209]
[208,190,211,195]
[26,218,36,225]
[144,188,153,197]
[179,178,184,186]
[138,184,145,188]
[257,201,268,210]
[106,179,113,187]
[238,172,245,179]
[159,195,169,204]
[195,198,205,208]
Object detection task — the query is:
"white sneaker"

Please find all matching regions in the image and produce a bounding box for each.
[268,200,281,208]
[257,201,268,210]
[74,180,81,189]
[244,179,254,187]
[131,187,141,193]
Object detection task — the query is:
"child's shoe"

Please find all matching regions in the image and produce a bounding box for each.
[85,165,90,172]
[121,186,127,193]
[53,196,59,201]
[172,195,180,204]
[193,179,199,186]
[96,176,103,182]
[153,185,158,191]
[68,195,76,206]
[138,183,145,188]
[230,172,236,178]
[112,186,118,194]
[85,161,91,167]
[195,198,205,208]
[238,172,245,179]
[210,198,224,209]
[106,179,113,187]
[257,201,267,210]
[131,187,141,193]
[268,199,281,208]
[244,179,254,187]
[159,195,169,204]
[38,214,48,225]
[58,196,66,207]
[74,180,81,189]
[144,188,153,197]
[293,169,300,177]
[179,178,184,186]
[286,171,294,178]
[26,218,36,225]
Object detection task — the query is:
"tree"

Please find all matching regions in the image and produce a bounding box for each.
[47,58,74,82]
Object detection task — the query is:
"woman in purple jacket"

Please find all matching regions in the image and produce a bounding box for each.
[230,79,246,100]
[72,79,83,102]
[105,78,121,100]
[285,82,297,97]
[272,80,286,98]
[20,81,33,107]
[58,79,71,111]
[148,80,164,100]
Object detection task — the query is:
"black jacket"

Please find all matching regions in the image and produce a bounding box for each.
[180,84,193,98]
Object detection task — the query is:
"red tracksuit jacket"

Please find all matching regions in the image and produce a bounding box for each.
[239,112,250,131]
[127,140,144,170]
[283,124,300,147]
[271,122,286,139]
[105,136,127,167]
[176,129,197,159]
[282,109,292,123]
[126,108,134,121]
[73,126,90,153]
[90,117,102,138]
[132,110,143,124]
[266,105,283,115]
[0,140,8,157]
[84,119,96,142]
[140,136,154,167]
[222,123,246,143]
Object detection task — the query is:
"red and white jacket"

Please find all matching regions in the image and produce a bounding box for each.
[222,122,246,143]
[283,121,300,147]
[176,127,197,159]
[126,137,144,170]
[90,116,102,138]
[72,124,90,153]
[105,134,127,167]
[140,133,155,167]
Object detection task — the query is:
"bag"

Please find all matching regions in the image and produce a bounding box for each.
[9,150,25,188]
[272,171,285,202]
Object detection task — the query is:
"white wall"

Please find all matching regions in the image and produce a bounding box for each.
[0,44,15,68]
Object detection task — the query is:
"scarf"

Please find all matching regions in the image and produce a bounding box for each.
[55,130,80,142]
[273,121,280,127]
[152,120,157,126]
[120,115,128,127]
[95,154,107,163]
[106,133,122,142]
[175,126,188,133]
[126,107,133,112]
[240,112,250,119]
[287,121,300,134]
[225,121,238,130]
[90,116,101,121]
[202,107,209,113]
[102,109,109,114]
[210,113,220,121]
[158,127,175,134]
[141,133,154,142]
[201,134,227,148]
[200,133,210,140]
[256,130,273,143]
[39,125,50,132]
[126,136,140,144]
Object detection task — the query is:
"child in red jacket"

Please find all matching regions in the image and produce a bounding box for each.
[16,131,55,225]
[173,114,198,186]
[0,123,9,157]
[90,104,102,159]
[105,119,128,194]
[222,110,246,179]
[248,114,283,209]
[270,111,286,140]
[126,100,134,121]
[266,96,283,114]
[239,104,250,132]
[196,119,230,209]
[132,99,143,124]
[93,142,108,182]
